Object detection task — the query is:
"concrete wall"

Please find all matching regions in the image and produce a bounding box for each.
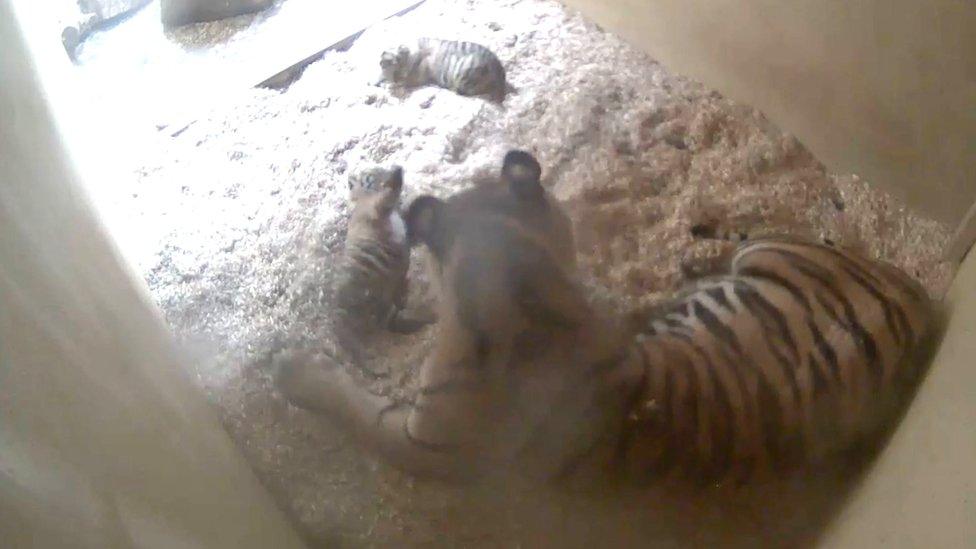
[561,0,976,228]
[0,2,306,547]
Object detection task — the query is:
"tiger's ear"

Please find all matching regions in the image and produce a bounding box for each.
[374,167,404,215]
[501,150,544,203]
[405,195,445,250]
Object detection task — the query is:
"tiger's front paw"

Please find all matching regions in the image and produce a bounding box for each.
[272,349,344,413]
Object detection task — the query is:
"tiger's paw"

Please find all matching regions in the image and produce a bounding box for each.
[272,349,343,413]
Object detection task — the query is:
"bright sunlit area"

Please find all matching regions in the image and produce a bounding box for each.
[7,0,963,547]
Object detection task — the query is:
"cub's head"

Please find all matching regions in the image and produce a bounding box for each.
[405,150,586,341]
[347,165,403,211]
[379,45,412,82]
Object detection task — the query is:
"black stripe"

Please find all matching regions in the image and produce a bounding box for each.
[840,263,911,347]
[674,346,700,478]
[692,299,744,356]
[804,240,922,300]
[871,261,929,305]
[673,335,736,482]
[814,291,845,326]
[732,283,804,470]
[814,280,882,386]
[403,417,458,453]
[733,281,801,362]
[653,301,757,480]
[806,317,841,386]
[772,250,883,386]
[733,283,802,407]
[807,351,830,397]
[812,243,924,342]
[705,286,735,313]
[737,266,812,312]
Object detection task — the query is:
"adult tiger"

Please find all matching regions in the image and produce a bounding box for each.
[274,150,938,486]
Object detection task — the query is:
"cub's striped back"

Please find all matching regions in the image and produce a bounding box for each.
[332,166,418,371]
[622,237,936,484]
[380,38,508,102]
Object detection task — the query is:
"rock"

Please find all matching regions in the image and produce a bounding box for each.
[160,0,276,29]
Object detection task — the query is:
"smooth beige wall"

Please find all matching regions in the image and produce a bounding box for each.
[561,0,976,227]
[0,2,305,547]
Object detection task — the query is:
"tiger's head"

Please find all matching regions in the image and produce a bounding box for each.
[379,45,412,83]
[405,150,585,346]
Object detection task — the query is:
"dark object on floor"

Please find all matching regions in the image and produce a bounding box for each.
[61,0,153,59]
[161,0,275,29]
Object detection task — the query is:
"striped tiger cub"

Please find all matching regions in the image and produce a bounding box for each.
[332,165,431,372]
[275,150,937,486]
[379,38,509,103]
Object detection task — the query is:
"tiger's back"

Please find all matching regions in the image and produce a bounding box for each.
[622,237,937,484]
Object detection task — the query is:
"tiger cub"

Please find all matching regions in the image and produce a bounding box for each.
[275,150,937,486]
[332,165,430,372]
[379,38,508,103]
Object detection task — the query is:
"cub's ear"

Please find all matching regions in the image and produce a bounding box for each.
[386,166,404,193]
[501,150,544,203]
[405,195,445,249]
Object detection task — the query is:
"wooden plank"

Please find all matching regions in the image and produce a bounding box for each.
[257,0,426,90]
